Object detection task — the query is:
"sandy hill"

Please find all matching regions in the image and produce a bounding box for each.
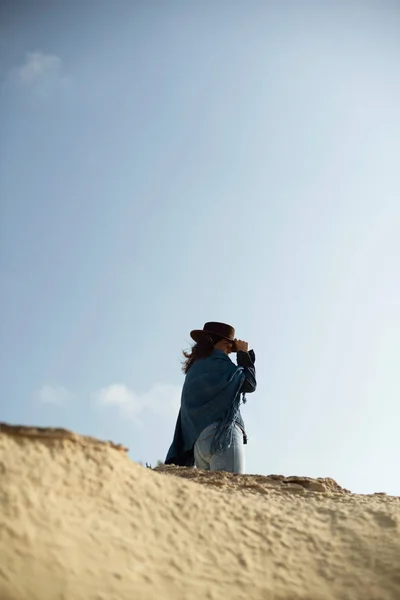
[1,422,399,600]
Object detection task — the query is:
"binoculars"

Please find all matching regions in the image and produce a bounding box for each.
[230,340,238,353]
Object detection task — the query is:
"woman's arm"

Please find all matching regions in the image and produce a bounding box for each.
[237,350,257,393]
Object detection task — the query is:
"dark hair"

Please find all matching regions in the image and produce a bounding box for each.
[182,334,223,374]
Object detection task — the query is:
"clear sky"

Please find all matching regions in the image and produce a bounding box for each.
[1,1,399,494]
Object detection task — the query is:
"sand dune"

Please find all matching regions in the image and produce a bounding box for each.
[1,423,399,600]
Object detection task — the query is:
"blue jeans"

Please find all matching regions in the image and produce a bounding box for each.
[194,422,245,474]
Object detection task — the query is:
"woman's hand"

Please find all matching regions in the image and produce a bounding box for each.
[234,339,249,352]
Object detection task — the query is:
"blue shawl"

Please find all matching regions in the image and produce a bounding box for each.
[165,350,246,466]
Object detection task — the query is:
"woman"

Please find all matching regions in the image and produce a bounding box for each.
[165,322,256,473]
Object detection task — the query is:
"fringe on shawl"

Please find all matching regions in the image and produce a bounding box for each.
[210,389,247,455]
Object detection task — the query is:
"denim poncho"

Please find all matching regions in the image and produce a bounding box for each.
[165,350,248,467]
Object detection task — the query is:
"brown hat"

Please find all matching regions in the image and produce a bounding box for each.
[190,322,235,343]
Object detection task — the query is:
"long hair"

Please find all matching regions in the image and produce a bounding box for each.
[182,334,223,374]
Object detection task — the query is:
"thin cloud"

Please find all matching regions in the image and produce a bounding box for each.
[95,384,142,423]
[5,51,71,97]
[94,383,181,423]
[16,51,62,85]
[36,384,70,406]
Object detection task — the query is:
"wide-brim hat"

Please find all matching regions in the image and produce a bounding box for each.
[190,322,235,343]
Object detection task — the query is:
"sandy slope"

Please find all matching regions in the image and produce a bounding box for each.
[0,423,399,600]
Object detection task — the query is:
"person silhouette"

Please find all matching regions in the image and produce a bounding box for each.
[165,322,256,473]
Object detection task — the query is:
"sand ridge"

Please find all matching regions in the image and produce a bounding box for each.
[0,422,129,453]
[154,464,353,496]
[1,422,399,600]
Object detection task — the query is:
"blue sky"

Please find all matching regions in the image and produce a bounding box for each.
[1,1,399,494]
